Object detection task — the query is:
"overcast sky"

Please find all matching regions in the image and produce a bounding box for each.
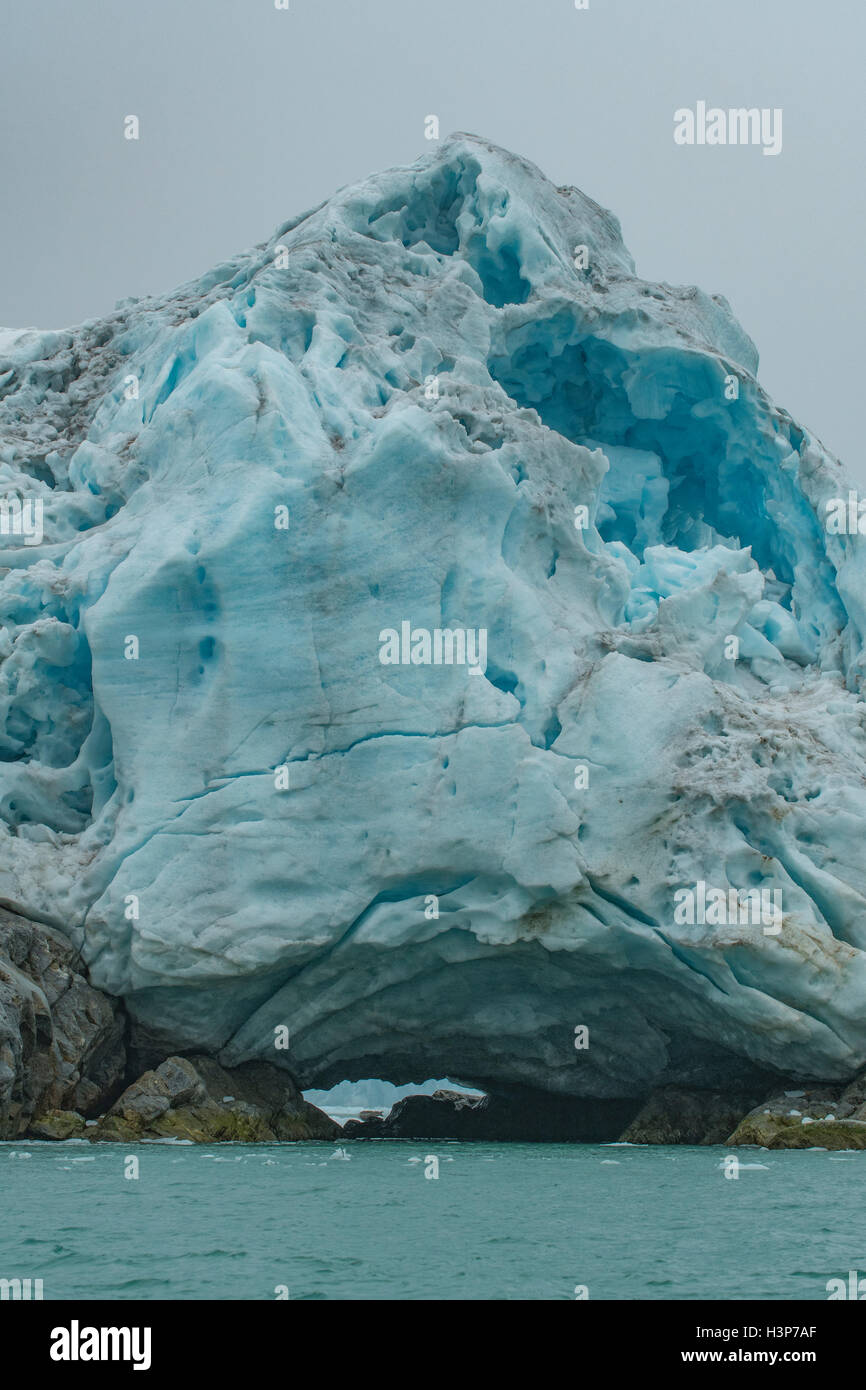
[1,0,862,474]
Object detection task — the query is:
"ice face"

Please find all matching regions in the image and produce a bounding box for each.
[2,132,866,1100]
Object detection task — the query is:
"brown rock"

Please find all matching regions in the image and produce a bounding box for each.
[95,1053,338,1143]
[727,1073,866,1148]
[728,1111,866,1149]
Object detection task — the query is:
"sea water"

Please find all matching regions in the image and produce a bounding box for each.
[2,1141,863,1300]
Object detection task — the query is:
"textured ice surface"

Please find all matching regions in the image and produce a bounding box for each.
[2,133,866,1100]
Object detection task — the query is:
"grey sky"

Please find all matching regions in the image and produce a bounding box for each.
[1,0,863,474]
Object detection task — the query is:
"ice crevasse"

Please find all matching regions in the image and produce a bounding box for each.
[2,132,866,1107]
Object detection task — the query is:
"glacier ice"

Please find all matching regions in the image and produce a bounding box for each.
[2,133,866,1109]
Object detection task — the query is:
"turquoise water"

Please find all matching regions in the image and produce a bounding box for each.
[2,1139,864,1300]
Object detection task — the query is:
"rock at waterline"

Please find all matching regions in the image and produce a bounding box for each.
[727,1073,866,1149]
[93,1054,338,1143]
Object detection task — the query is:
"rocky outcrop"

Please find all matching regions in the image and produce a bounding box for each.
[0,907,336,1143]
[0,907,126,1138]
[619,1085,769,1146]
[344,1089,480,1139]
[727,1074,866,1149]
[92,1054,338,1142]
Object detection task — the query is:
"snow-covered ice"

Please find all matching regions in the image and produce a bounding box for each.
[2,134,866,1101]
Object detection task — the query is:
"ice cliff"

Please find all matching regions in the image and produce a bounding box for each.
[3,134,866,1114]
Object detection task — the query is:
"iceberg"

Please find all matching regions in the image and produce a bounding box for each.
[2,133,866,1113]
